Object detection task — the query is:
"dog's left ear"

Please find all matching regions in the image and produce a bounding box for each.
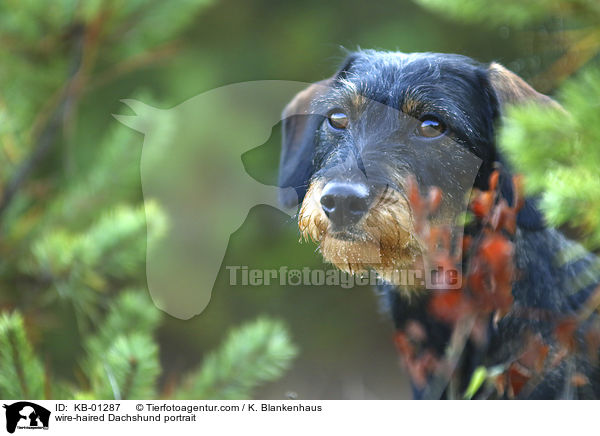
[485,62,564,230]
[487,62,562,110]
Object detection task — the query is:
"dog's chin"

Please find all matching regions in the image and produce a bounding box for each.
[298,180,424,288]
[319,232,420,272]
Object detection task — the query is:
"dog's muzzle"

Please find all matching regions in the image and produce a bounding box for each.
[298,175,423,284]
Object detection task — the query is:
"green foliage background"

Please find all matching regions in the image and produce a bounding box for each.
[0,0,597,399]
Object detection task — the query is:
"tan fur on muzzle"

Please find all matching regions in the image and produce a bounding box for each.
[298,178,423,285]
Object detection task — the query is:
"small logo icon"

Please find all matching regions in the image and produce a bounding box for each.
[3,402,50,434]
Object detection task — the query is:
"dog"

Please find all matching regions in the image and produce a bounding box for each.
[279,50,600,399]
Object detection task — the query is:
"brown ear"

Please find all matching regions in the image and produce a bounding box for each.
[279,53,359,207]
[278,78,333,207]
[487,63,562,231]
[281,78,332,119]
[487,62,563,111]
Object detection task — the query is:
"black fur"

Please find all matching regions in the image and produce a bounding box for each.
[280,50,600,398]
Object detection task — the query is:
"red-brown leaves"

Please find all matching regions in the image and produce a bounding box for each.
[471,191,494,219]
[503,334,550,398]
[428,289,468,324]
[507,363,531,397]
[393,331,413,357]
[393,329,440,389]
[571,373,590,387]
[470,232,515,316]
[402,171,526,397]
[555,318,578,352]
[479,233,513,273]
[409,170,520,323]
[519,334,550,374]
[398,171,600,398]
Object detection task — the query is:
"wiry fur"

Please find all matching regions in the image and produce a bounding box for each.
[298,177,422,282]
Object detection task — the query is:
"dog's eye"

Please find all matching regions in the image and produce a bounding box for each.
[327,111,349,130]
[417,115,446,138]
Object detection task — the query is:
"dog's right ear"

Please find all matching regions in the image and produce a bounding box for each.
[278,79,332,207]
[485,62,564,231]
[278,54,358,207]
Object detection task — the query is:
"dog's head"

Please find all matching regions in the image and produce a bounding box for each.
[279,51,558,284]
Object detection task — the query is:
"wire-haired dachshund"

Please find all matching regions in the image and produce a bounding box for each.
[279,50,600,399]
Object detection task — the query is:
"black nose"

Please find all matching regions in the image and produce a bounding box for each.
[320,182,369,228]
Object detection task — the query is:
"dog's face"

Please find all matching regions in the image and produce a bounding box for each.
[279,51,557,284]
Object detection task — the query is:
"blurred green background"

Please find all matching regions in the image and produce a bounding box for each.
[0,0,597,400]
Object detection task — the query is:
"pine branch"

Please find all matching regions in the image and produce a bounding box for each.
[84,290,162,361]
[77,291,161,400]
[89,334,160,400]
[19,202,167,324]
[176,318,298,400]
[0,24,85,220]
[0,312,45,399]
[7,321,28,397]
[414,0,600,26]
